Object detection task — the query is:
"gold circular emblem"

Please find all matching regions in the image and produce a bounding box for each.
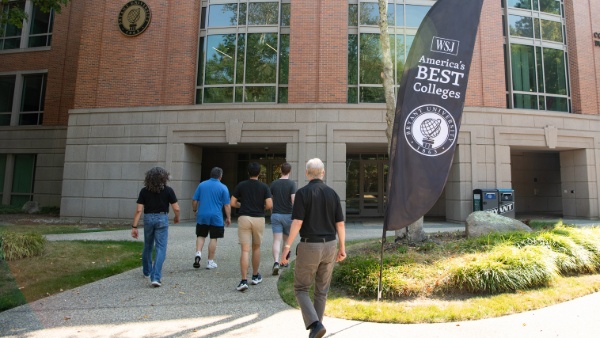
[118,1,152,36]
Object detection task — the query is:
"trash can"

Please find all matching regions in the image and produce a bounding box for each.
[497,188,515,218]
[473,189,499,213]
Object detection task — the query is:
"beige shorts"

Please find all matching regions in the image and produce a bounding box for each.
[237,215,265,245]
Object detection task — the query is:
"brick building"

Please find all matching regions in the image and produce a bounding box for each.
[1,0,599,222]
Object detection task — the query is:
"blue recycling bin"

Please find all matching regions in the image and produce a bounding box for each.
[473,188,515,218]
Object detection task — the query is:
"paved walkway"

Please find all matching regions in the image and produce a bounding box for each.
[1,219,600,337]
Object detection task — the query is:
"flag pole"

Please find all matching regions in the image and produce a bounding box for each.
[377,227,386,301]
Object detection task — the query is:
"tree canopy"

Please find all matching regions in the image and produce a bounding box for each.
[1,0,69,29]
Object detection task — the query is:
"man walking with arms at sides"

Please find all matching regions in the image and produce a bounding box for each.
[269,162,297,275]
[280,158,346,338]
[192,167,231,270]
[231,162,273,292]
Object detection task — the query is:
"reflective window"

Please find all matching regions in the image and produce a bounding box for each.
[248,2,278,25]
[19,73,46,125]
[207,4,238,27]
[0,75,16,126]
[541,19,562,43]
[0,72,45,126]
[507,0,532,10]
[0,1,53,50]
[405,5,429,28]
[197,1,289,104]
[348,1,432,104]
[508,15,533,38]
[504,0,569,112]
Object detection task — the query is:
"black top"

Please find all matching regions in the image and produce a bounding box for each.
[136,186,178,214]
[292,179,344,239]
[232,179,272,217]
[270,178,297,214]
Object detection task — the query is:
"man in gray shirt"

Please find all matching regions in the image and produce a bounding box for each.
[269,162,297,275]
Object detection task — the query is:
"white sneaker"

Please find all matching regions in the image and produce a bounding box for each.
[206,261,218,269]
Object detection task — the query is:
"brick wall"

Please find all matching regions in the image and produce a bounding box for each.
[565,0,600,115]
[465,0,506,108]
[73,0,199,109]
[0,1,81,127]
[289,0,347,103]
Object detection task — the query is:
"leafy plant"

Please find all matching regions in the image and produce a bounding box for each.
[0,232,46,261]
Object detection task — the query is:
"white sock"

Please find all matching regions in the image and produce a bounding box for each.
[208,259,214,264]
[196,251,201,257]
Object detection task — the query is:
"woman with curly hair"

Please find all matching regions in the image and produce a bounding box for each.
[131,167,180,287]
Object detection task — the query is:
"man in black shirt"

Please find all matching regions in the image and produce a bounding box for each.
[269,162,297,275]
[231,162,273,291]
[280,158,346,338]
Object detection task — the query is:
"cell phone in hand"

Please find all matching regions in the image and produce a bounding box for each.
[286,250,291,260]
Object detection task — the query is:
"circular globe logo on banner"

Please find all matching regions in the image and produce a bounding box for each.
[118,1,152,36]
[404,104,457,156]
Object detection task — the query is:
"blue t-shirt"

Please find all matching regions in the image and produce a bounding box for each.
[192,178,230,227]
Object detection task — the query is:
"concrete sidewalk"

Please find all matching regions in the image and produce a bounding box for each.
[1,219,600,337]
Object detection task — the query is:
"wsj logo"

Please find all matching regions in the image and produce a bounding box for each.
[431,36,460,56]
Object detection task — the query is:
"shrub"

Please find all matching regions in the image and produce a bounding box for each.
[448,245,558,293]
[0,205,22,214]
[0,232,46,261]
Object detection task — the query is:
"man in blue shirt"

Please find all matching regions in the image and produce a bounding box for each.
[192,167,231,269]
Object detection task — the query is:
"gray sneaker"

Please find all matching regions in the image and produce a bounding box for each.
[236,280,249,292]
[251,273,262,285]
[272,262,280,275]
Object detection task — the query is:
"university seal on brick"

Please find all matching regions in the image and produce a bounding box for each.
[118,1,151,36]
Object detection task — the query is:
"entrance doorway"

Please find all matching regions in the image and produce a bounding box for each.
[346,154,388,217]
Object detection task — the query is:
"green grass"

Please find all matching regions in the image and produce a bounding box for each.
[0,223,129,235]
[0,240,143,312]
[277,222,600,323]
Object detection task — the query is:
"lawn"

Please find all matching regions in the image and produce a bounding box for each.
[277,220,600,323]
[0,218,142,313]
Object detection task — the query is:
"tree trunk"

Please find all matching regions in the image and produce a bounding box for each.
[378,1,425,242]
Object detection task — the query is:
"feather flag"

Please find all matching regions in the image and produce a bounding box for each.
[384,0,484,231]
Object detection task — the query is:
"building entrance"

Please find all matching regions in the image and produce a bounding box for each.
[346,154,388,217]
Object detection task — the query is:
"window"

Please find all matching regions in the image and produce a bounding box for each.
[347,1,433,103]
[504,0,570,112]
[196,1,290,104]
[0,0,54,51]
[0,72,46,126]
[0,154,36,207]
[10,154,36,207]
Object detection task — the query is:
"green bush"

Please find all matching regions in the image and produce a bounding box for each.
[448,245,558,293]
[0,232,46,261]
[0,205,22,214]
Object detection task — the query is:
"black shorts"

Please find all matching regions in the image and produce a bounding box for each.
[196,224,225,239]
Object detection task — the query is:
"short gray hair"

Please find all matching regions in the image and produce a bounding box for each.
[210,167,223,179]
[305,158,324,179]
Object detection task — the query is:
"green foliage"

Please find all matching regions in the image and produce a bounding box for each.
[448,245,558,293]
[0,232,46,261]
[0,205,22,214]
[332,226,600,299]
[1,0,69,29]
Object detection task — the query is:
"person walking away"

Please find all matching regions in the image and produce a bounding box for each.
[280,158,346,338]
[269,162,296,275]
[192,167,231,269]
[230,162,273,291]
[131,167,180,287]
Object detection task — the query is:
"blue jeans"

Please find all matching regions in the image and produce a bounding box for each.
[142,213,169,282]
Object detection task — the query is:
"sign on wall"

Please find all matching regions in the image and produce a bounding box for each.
[118,1,152,36]
[594,32,600,47]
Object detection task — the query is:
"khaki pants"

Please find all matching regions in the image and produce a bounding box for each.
[293,240,337,329]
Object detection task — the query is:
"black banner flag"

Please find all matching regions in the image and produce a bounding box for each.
[384,0,484,231]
